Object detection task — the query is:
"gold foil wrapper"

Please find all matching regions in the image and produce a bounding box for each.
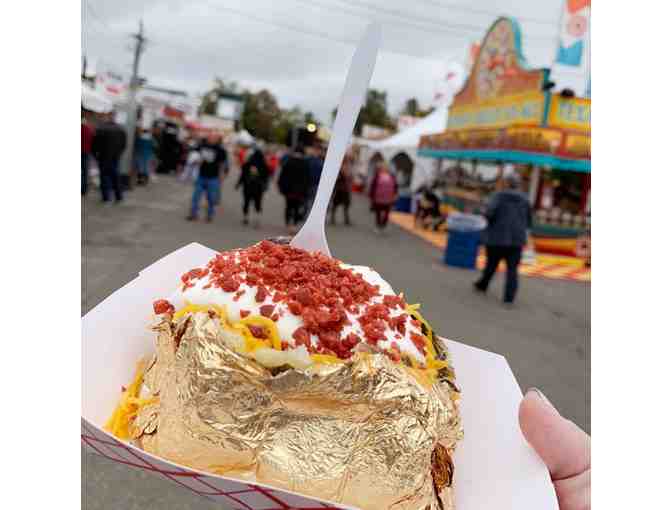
[133,312,463,510]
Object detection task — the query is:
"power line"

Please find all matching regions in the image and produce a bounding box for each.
[204,1,445,61]
[317,0,557,41]
[291,0,482,40]
[416,0,557,27]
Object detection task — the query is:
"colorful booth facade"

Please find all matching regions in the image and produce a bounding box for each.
[419,17,591,256]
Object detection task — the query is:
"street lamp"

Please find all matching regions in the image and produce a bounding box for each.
[306,122,317,133]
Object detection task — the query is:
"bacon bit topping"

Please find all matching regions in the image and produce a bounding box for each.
[255,286,268,303]
[288,300,303,315]
[281,341,289,351]
[176,241,422,362]
[260,304,275,318]
[153,299,175,315]
[383,295,404,309]
[247,325,268,339]
[292,327,311,348]
[410,333,427,356]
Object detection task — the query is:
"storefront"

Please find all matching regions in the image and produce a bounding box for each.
[419,17,590,256]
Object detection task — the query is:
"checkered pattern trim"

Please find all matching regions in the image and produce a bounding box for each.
[81,420,345,510]
[475,256,591,282]
[388,212,590,282]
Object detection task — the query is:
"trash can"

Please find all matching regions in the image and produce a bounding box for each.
[443,213,487,269]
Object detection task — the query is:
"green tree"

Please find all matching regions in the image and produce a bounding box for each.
[354,89,395,135]
[241,89,282,142]
[199,77,239,115]
[401,97,434,118]
[402,97,421,117]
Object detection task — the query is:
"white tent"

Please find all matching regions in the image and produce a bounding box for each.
[81,83,114,114]
[357,102,448,192]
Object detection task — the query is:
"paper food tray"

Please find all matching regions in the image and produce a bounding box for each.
[82,243,558,510]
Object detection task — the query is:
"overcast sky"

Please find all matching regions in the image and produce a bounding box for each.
[82,0,587,123]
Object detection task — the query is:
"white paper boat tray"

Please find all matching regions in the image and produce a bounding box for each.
[82,243,557,510]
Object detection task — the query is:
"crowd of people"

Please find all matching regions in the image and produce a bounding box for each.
[83,111,402,233]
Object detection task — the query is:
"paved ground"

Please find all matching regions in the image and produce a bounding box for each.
[82,175,590,510]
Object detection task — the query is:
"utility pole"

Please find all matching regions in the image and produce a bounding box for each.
[120,20,147,188]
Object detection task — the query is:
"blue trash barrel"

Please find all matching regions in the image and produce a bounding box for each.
[394,195,412,213]
[443,213,487,269]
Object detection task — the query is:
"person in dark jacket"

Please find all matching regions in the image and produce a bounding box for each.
[91,112,127,203]
[277,145,310,233]
[236,144,269,228]
[330,153,353,225]
[474,173,532,304]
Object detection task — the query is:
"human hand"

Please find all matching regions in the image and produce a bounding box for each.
[519,389,590,510]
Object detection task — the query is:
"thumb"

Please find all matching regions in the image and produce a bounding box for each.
[519,389,590,481]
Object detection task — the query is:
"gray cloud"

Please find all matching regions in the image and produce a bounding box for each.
[83,0,578,122]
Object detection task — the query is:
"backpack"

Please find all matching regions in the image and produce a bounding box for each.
[373,173,396,205]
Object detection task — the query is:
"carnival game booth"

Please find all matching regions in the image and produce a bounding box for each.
[419,17,590,257]
[357,103,448,212]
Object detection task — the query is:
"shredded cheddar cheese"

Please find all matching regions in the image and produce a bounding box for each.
[171,303,443,374]
[104,360,158,440]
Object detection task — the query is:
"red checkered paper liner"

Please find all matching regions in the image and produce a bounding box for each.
[82,243,558,510]
[81,419,345,509]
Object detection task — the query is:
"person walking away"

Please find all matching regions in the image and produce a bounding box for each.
[134,128,154,186]
[186,134,228,223]
[473,173,532,305]
[236,144,270,228]
[369,162,398,232]
[278,145,310,234]
[81,114,94,195]
[91,112,127,204]
[305,144,324,214]
[330,154,353,225]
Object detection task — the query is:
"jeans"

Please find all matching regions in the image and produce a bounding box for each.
[99,160,122,202]
[191,176,219,219]
[82,153,89,195]
[285,197,303,226]
[475,245,523,303]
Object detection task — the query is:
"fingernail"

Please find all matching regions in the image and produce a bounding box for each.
[527,387,559,413]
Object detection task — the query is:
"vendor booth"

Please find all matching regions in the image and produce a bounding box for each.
[357,102,449,211]
[418,17,590,256]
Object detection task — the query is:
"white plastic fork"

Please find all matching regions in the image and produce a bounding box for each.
[291,23,381,256]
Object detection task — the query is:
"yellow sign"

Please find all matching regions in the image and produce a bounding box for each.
[565,133,591,158]
[506,126,563,152]
[548,96,591,132]
[447,91,545,130]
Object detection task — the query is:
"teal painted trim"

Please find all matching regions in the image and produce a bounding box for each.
[418,148,591,173]
[541,90,551,126]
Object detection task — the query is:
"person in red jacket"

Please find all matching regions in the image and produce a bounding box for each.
[368,162,398,232]
[81,115,94,195]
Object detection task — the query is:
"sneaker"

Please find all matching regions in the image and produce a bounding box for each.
[473,282,486,294]
[185,215,197,222]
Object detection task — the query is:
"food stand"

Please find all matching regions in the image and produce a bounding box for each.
[419,17,590,256]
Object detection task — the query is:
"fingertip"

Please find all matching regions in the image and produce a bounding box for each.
[519,389,590,480]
